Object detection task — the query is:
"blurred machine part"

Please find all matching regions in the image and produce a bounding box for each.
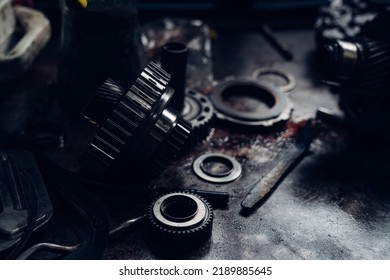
[319,37,390,90]
[0,0,51,82]
[81,62,192,181]
[316,0,390,137]
[0,150,52,254]
[315,0,378,43]
[0,0,15,48]
[58,0,145,115]
[142,18,213,91]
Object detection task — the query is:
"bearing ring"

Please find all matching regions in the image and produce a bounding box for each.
[152,193,208,229]
[193,153,242,183]
[252,68,296,93]
[210,78,292,128]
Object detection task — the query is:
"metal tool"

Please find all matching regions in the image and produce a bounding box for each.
[259,23,293,61]
[16,243,80,260]
[241,119,319,211]
[109,214,146,236]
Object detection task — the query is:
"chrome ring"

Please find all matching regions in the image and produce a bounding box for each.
[193,153,242,183]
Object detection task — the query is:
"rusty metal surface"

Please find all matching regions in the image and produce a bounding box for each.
[1,26,390,260]
[104,28,390,259]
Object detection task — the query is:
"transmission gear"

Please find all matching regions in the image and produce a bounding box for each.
[82,78,124,126]
[147,192,213,255]
[181,89,214,145]
[81,62,192,179]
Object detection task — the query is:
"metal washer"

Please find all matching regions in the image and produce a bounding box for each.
[152,193,207,229]
[193,153,242,183]
[252,68,296,93]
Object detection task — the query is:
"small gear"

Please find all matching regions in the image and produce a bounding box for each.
[147,192,213,255]
[81,62,192,179]
[181,89,214,145]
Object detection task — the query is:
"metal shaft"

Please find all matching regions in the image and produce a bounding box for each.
[161,42,188,111]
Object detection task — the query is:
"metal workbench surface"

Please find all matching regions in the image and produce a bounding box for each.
[104,27,390,259]
[1,25,389,259]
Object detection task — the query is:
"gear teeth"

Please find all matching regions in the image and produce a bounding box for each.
[147,192,213,255]
[356,38,390,90]
[81,62,190,178]
[147,117,192,177]
[181,89,214,146]
[82,78,126,126]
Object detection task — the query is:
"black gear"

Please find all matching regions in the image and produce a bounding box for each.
[181,89,214,146]
[147,192,213,256]
[81,62,192,179]
[82,78,125,127]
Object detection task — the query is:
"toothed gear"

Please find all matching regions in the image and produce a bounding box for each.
[146,118,192,177]
[349,38,390,90]
[147,192,213,254]
[181,89,214,146]
[81,62,191,178]
[82,78,125,126]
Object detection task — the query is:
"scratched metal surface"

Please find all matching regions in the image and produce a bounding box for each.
[1,25,389,259]
[104,28,390,259]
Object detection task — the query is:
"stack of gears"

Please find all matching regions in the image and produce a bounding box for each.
[81,62,192,179]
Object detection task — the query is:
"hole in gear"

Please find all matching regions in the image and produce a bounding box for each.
[161,195,198,222]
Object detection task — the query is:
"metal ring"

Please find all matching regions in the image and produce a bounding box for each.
[152,193,207,229]
[210,78,292,127]
[193,153,242,183]
[252,68,296,93]
[200,155,234,178]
